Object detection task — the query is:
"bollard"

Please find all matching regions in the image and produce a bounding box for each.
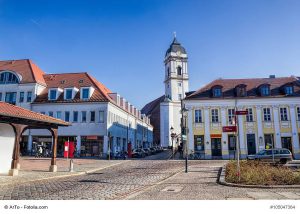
[69,159,74,172]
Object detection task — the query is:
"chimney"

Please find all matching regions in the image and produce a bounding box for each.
[269,75,275,79]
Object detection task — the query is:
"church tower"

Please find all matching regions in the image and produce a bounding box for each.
[164,36,189,101]
[160,35,189,148]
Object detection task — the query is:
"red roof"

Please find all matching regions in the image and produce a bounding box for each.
[187,76,300,99]
[0,59,46,85]
[34,72,112,103]
[0,102,70,126]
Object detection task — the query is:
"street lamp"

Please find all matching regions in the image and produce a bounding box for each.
[181,106,189,173]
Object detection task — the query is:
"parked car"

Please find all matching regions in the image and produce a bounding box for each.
[150,147,157,154]
[143,148,151,156]
[115,151,128,160]
[247,148,293,164]
[132,149,146,158]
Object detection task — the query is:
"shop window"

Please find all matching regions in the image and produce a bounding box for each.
[228,135,236,151]
[194,135,204,151]
[264,134,274,149]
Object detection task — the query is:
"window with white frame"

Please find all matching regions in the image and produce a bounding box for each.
[263,108,271,121]
[246,108,253,122]
[82,88,89,99]
[90,111,95,122]
[211,109,219,123]
[73,111,78,122]
[99,111,104,123]
[297,107,300,121]
[81,111,87,122]
[19,92,24,103]
[65,111,70,122]
[27,91,32,102]
[195,109,202,123]
[49,111,53,117]
[56,111,62,119]
[49,89,57,100]
[65,89,73,100]
[280,107,288,121]
[228,109,235,125]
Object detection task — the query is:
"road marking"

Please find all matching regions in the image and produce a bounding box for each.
[276,192,300,199]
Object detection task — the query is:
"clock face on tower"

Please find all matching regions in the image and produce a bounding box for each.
[176,51,181,56]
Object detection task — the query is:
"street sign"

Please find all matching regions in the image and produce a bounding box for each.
[236,110,248,115]
[222,126,237,132]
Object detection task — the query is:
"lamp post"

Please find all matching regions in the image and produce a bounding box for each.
[181,106,189,173]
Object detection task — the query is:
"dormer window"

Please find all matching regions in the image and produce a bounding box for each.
[284,85,293,95]
[177,66,182,76]
[82,88,89,99]
[212,86,222,97]
[0,71,20,84]
[260,85,270,96]
[235,84,247,97]
[49,89,57,100]
[80,87,94,100]
[65,89,73,100]
[48,88,63,100]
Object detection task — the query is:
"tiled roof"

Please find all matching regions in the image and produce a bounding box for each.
[34,72,112,103]
[186,76,300,100]
[0,59,46,85]
[0,101,70,126]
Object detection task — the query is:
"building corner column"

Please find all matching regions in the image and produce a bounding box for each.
[290,105,300,159]
[204,107,211,159]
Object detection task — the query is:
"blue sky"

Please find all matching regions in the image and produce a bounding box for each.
[0,0,300,108]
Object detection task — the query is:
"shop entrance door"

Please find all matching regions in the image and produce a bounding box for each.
[211,138,222,157]
[281,137,293,153]
[247,134,256,155]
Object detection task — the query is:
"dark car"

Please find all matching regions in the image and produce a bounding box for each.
[132,149,146,158]
[150,147,157,154]
[247,148,293,164]
[143,148,151,156]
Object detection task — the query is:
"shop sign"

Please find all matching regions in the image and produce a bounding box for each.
[86,135,98,140]
[210,134,222,138]
[222,126,237,132]
[236,110,248,115]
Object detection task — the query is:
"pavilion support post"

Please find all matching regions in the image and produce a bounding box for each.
[49,128,58,172]
[9,124,27,176]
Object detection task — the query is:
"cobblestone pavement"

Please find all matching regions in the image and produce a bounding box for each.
[130,161,300,200]
[0,158,124,186]
[1,159,300,200]
[0,160,200,200]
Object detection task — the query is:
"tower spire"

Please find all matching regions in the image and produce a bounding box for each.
[173,31,176,39]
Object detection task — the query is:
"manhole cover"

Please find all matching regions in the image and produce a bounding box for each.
[161,186,184,193]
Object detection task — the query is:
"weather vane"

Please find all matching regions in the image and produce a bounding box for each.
[173,31,176,38]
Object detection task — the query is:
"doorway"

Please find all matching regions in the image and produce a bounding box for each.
[281,137,293,153]
[211,138,222,157]
[247,134,256,155]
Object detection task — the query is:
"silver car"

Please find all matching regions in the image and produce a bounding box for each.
[247,148,293,164]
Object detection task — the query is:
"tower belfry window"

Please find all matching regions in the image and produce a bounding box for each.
[177,66,182,76]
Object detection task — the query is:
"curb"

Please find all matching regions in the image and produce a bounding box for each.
[0,161,128,187]
[217,166,300,189]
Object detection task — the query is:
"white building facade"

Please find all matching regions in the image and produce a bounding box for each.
[160,37,189,148]
[0,59,153,158]
[184,76,300,159]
